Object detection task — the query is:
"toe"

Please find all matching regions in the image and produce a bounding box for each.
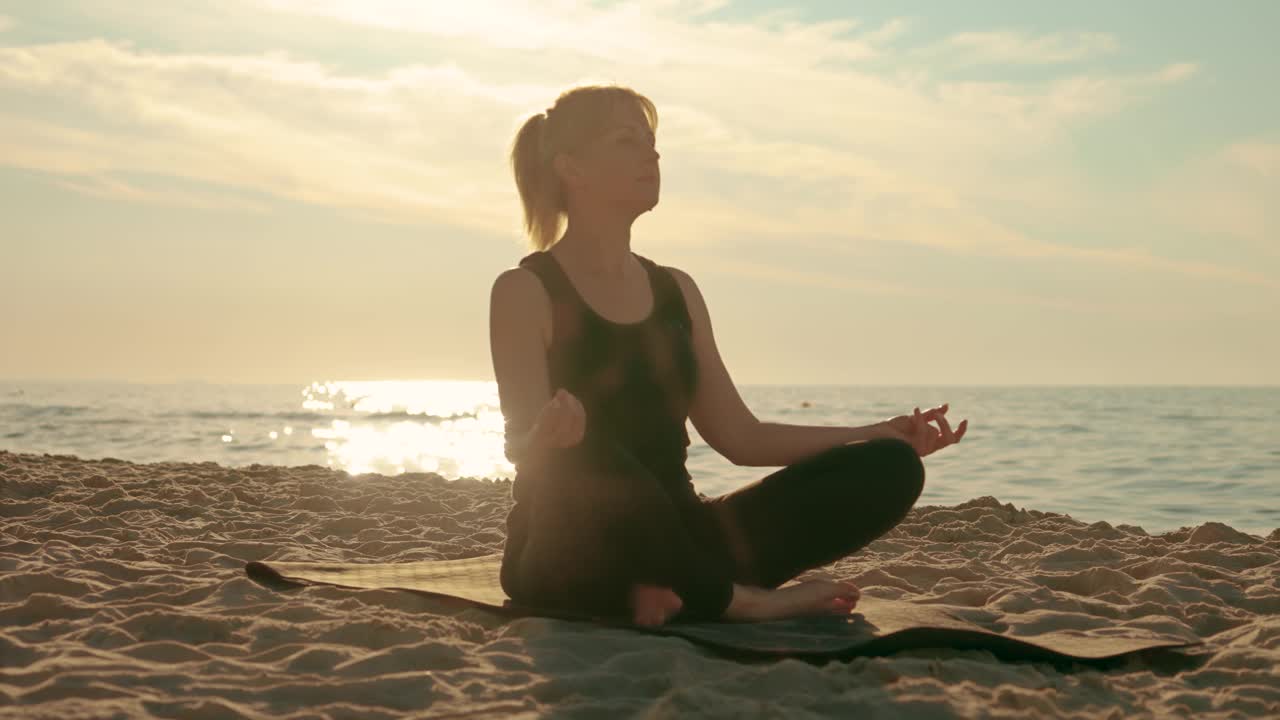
[829,598,854,614]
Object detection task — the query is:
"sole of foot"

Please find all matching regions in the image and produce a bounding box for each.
[730,579,860,622]
[630,584,683,627]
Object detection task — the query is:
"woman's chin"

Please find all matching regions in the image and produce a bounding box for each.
[623,194,658,215]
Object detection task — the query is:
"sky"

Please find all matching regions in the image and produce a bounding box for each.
[1,0,1277,386]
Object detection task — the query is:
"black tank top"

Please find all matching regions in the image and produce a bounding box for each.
[506,249,700,502]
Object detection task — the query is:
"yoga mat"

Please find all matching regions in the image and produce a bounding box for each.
[245,554,1203,664]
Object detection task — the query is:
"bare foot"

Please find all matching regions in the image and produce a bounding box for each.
[724,580,860,622]
[629,584,683,627]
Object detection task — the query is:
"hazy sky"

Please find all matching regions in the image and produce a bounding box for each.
[2,1,1276,386]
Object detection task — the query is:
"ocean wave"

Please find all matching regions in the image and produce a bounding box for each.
[364,410,479,422]
[161,410,331,422]
[155,409,480,424]
[0,403,92,417]
[224,442,277,452]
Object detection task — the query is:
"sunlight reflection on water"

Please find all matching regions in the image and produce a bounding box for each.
[303,379,512,479]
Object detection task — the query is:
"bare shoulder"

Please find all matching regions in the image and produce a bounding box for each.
[491,265,543,299]
[490,266,552,345]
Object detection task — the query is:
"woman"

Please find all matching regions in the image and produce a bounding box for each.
[489,84,967,627]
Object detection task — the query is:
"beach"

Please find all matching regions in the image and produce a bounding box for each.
[1,448,1277,718]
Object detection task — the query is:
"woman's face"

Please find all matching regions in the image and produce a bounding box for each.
[559,101,661,216]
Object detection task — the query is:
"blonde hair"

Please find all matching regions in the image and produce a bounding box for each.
[509,83,658,251]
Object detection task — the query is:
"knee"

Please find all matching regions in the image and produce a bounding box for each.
[876,437,926,504]
[824,437,924,505]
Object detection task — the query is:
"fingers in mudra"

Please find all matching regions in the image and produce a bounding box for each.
[929,405,968,448]
[911,404,969,456]
[935,412,967,446]
[540,389,586,448]
[913,407,937,455]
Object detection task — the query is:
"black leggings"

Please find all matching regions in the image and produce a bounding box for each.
[499,435,926,623]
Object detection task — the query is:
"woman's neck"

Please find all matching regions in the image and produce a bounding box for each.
[553,223,634,281]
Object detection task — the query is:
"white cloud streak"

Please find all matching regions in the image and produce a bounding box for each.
[923,30,1120,66]
[1149,139,1280,258]
[695,256,1142,313]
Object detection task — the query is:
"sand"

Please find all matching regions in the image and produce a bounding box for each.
[1,448,1277,719]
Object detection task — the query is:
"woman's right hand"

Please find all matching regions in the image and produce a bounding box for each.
[527,388,587,451]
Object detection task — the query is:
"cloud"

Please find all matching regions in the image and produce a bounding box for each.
[923,30,1119,66]
[262,0,882,66]
[1224,140,1280,179]
[0,1,1223,291]
[53,173,272,214]
[1037,62,1197,126]
[0,15,12,33]
[696,256,1139,312]
[859,17,911,47]
[0,40,527,234]
[1150,139,1280,258]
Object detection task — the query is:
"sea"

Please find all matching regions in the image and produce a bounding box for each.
[2,380,1277,537]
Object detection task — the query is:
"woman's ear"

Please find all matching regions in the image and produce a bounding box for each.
[552,151,587,190]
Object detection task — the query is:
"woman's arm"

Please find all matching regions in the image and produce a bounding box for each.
[666,266,758,466]
[489,267,555,471]
[667,265,892,467]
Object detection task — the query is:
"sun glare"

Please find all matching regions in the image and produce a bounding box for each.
[299,379,513,480]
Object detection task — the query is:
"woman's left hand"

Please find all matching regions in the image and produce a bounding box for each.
[880,403,968,457]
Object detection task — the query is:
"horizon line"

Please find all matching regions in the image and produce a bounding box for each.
[2,378,1278,389]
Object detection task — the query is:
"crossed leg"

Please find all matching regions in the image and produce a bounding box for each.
[702,436,926,590]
